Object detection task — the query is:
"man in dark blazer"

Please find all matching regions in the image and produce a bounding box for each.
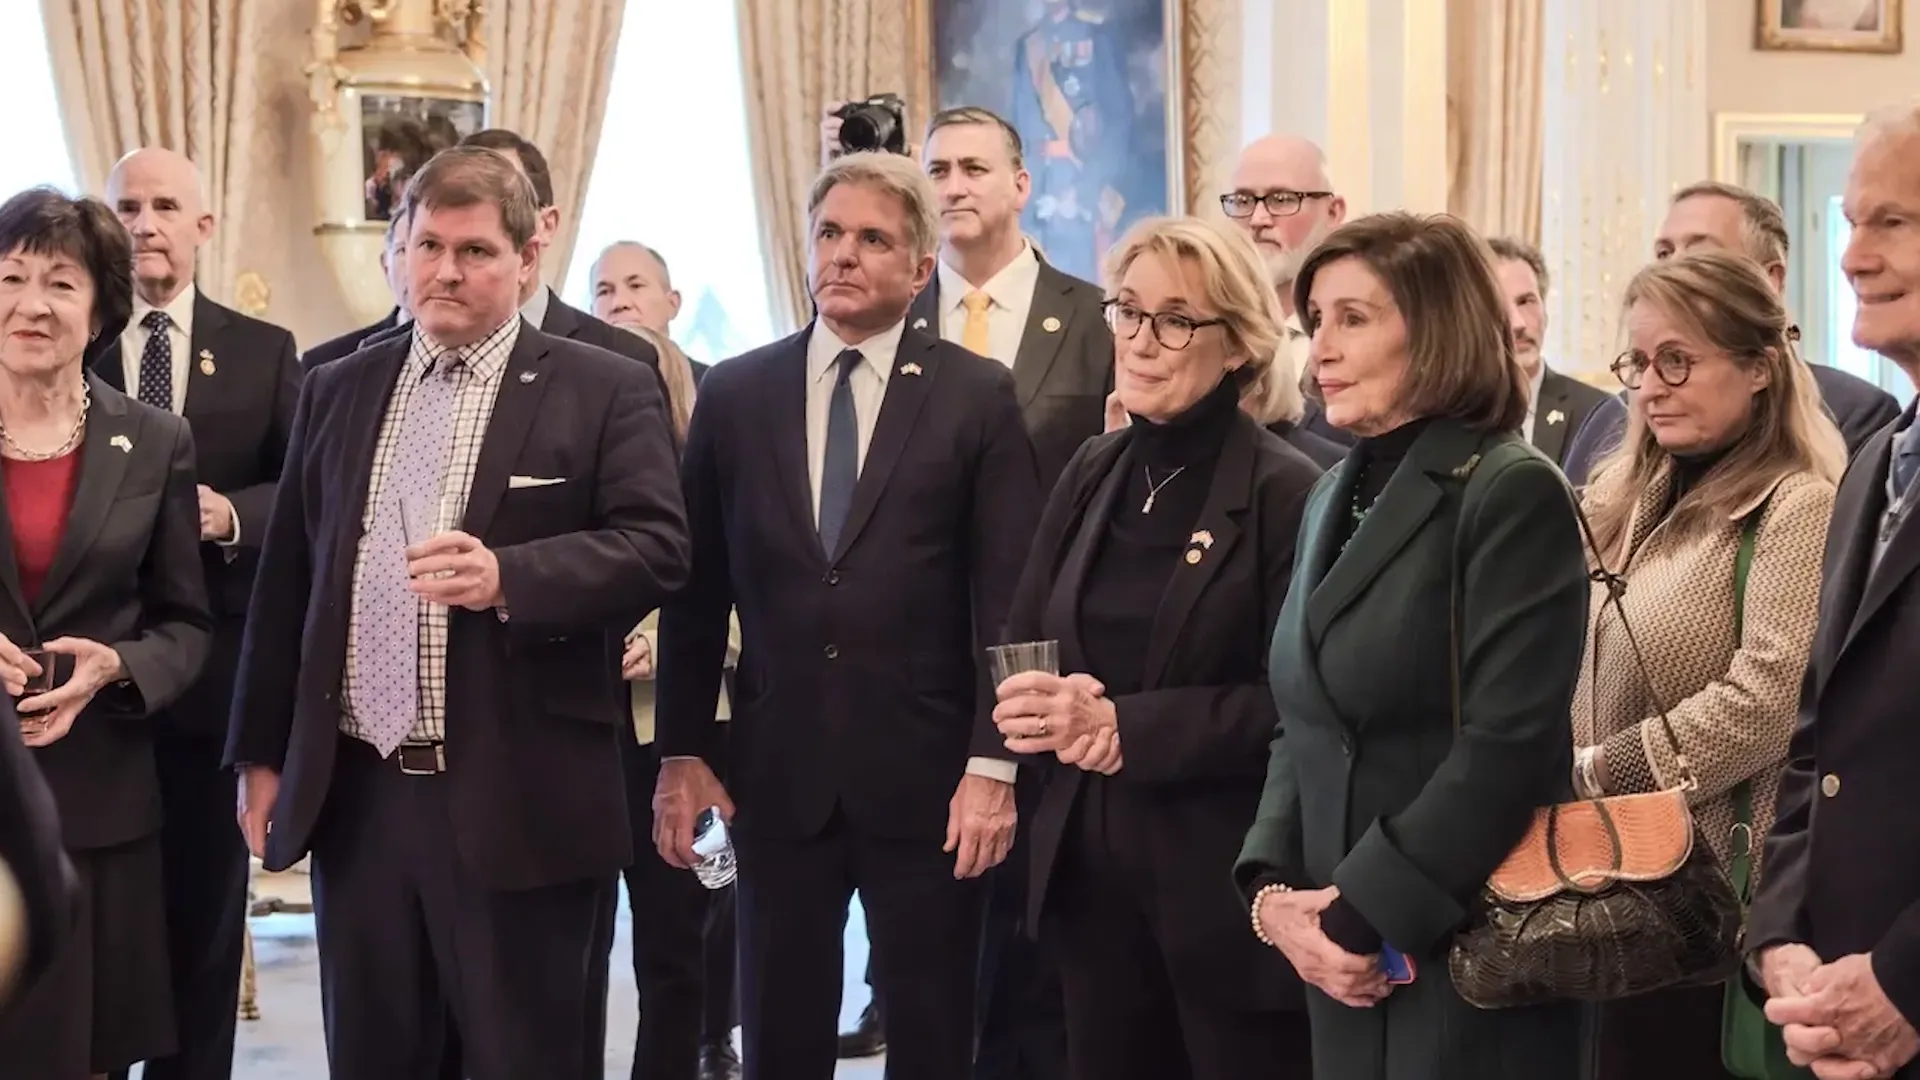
[93,146,301,1080]
[223,146,690,1079]
[302,207,411,368]
[1747,111,1920,1080]
[652,151,1043,1080]
[1485,237,1627,472]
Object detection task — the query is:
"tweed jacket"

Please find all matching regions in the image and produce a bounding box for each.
[1572,462,1834,873]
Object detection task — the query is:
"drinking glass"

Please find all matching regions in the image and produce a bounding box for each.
[987,640,1061,685]
[691,806,737,890]
[18,648,53,698]
[400,493,446,548]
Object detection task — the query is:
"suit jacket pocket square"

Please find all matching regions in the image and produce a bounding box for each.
[507,475,567,489]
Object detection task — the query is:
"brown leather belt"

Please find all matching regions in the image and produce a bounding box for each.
[395,741,446,775]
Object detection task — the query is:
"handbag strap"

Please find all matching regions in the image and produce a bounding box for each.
[1726,505,1766,902]
[1449,447,1691,786]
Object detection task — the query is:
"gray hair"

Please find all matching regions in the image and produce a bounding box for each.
[593,239,673,289]
[926,106,1024,170]
[402,145,541,250]
[1486,236,1550,301]
[807,151,939,263]
[1860,97,1920,146]
[1671,180,1790,266]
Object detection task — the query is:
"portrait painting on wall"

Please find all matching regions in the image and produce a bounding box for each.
[922,0,1183,284]
[1758,0,1903,52]
[360,95,485,221]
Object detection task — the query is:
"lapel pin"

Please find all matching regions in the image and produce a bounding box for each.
[1450,453,1483,480]
[109,434,132,453]
[1191,530,1214,549]
[519,370,537,384]
[1184,530,1214,565]
[912,317,928,331]
[1184,548,1203,565]
[1546,409,1565,426]
[1042,316,1062,333]
[198,349,215,376]
[900,362,923,376]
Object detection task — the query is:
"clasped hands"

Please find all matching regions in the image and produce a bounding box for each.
[992,671,1122,775]
[1256,885,1392,1009]
[1762,943,1920,1079]
[0,631,125,748]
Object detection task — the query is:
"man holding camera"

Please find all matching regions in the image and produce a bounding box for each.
[822,102,1106,1080]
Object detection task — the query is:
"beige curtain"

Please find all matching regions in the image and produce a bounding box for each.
[1447,0,1544,244]
[41,0,263,305]
[483,0,628,291]
[736,0,914,332]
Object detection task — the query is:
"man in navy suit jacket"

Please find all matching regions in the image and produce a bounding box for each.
[224,146,689,1079]
[652,151,1042,1080]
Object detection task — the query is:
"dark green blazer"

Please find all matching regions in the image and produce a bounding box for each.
[1235,421,1590,1079]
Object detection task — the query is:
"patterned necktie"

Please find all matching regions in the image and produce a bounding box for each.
[350,353,464,755]
[961,290,992,356]
[817,349,861,558]
[137,310,173,412]
[1895,420,1920,501]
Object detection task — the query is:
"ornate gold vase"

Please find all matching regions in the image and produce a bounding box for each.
[307,0,490,325]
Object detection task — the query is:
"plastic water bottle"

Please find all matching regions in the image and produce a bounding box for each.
[691,806,736,890]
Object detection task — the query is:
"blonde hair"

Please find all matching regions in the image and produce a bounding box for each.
[625,326,697,445]
[1102,215,1295,421]
[1585,251,1845,557]
[807,151,939,263]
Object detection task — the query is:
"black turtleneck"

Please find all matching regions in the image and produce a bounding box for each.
[1077,379,1237,697]
[1664,448,1728,516]
[1338,417,1434,548]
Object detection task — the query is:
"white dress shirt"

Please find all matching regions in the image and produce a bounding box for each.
[804,319,1017,784]
[936,243,1041,369]
[121,282,197,414]
[519,283,553,331]
[1522,363,1548,443]
[1283,311,1310,382]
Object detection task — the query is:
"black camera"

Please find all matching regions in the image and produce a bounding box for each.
[834,94,909,156]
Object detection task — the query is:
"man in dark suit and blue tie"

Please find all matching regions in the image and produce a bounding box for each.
[652,150,1044,1080]
[96,146,302,1080]
[224,145,690,1079]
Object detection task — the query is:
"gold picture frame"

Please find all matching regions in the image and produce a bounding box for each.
[1756,0,1903,53]
[907,0,1187,283]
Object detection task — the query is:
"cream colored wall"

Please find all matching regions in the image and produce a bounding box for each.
[1706,0,1919,117]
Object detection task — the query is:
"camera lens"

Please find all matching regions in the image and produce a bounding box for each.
[840,107,893,153]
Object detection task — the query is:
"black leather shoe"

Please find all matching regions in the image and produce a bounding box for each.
[836,1001,885,1058]
[700,1038,744,1080]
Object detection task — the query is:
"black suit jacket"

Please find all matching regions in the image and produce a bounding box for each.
[908,259,1111,490]
[95,292,301,736]
[1265,419,1345,469]
[1298,399,1356,449]
[1749,411,1920,1032]
[302,308,401,369]
[1006,412,1319,1008]
[1809,363,1901,457]
[1530,369,1615,466]
[223,323,691,889]
[655,325,1043,843]
[12,378,213,849]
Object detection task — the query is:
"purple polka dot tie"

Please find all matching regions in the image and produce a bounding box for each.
[137,310,173,411]
[350,355,462,756]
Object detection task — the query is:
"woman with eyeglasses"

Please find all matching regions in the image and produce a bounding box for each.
[1576,251,1841,1079]
[989,216,1323,1079]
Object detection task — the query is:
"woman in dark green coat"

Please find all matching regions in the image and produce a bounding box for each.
[1234,213,1592,1080]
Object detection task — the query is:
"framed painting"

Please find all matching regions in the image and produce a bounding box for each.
[912,0,1185,284]
[1757,0,1902,53]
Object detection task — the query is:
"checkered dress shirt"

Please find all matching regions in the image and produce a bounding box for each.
[338,316,519,746]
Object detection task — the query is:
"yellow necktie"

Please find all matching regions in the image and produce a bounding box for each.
[961,290,992,356]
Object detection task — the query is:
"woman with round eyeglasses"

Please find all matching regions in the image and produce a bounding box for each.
[991,216,1323,1079]
[1578,251,1841,1080]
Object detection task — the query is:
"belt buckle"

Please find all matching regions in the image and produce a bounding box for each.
[396,742,445,775]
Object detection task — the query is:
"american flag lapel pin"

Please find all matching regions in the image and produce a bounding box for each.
[519,370,537,384]
[1546,409,1565,426]
[198,349,215,376]
[900,362,923,376]
[110,435,132,453]
[912,317,928,331]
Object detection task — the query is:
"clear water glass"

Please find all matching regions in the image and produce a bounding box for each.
[691,805,737,890]
[987,640,1061,685]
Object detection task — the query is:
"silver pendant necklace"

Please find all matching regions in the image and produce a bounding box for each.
[1141,465,1186,513]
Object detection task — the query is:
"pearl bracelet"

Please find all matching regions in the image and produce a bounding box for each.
[1250,882,1291,946]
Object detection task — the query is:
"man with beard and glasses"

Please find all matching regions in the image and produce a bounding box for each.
[1220,135,1351,448]
[1485,237,1623,482]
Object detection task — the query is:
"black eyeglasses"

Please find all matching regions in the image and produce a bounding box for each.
[1611,348,1699,390]
[1103,300,1224,351]
[1218,190,1333,219]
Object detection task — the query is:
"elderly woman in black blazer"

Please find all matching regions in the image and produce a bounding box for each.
[1233,213,1589,1080]
[990,216,1324,1080]
[0,188,212,1079]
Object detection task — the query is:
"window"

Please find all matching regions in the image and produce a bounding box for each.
[7,4,77,194]
[562,0,775,364]
[1827,196,1914,400]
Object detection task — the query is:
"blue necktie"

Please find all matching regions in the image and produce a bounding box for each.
[137,310,173,412]
[817,348,861,558]
[1895,420,1920,500]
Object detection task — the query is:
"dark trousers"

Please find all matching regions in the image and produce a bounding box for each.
[312,737,612,1080]
[134,727,250,1080]
[1594,982,1736,1080]
[1046,845,1313,1080]
[973,775,1065,1080]
[738,809,983,1080]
